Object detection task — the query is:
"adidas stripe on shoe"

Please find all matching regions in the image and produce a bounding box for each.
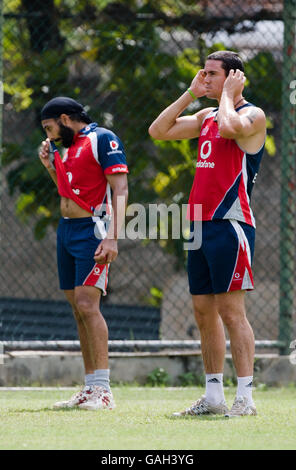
[172,395,228,417]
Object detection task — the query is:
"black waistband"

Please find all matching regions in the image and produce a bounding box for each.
[59,216,94,224]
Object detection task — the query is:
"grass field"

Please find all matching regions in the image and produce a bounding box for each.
[0,386,295,450]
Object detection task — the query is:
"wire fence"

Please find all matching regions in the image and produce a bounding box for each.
[1,0,295,352]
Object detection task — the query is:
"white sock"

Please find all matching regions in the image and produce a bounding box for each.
[205,373,225,405]
[93,369,110,392]
[84,373,95,387]
[236,376,254,405]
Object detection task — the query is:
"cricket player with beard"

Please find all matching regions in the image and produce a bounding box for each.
[39,97,128,411]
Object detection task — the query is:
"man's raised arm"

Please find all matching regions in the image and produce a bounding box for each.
[149,70,213,141]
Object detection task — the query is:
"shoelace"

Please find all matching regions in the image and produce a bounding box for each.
[71,390,85,400]
[71,386,93,401]
[90,386,110,399]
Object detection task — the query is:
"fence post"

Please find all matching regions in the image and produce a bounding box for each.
[279,0,296,355]
[0,0,3,157]
[0,1,3,348]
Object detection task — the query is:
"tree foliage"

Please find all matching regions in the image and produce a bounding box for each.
[3,0,281,263]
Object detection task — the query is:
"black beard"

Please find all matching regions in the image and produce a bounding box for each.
[56,122,75,148]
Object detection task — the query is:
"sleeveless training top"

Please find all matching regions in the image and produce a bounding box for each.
[188,103,264,227]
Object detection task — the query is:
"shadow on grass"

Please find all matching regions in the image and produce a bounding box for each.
[166,414,228,421]
[5,407,85,413]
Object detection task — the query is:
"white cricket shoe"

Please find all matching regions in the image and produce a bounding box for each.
[53,386,94,409]
[225,396,257,418]
[78,386,115,411]
[172,395,229,417]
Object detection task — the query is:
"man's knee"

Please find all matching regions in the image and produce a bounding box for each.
[218,304,246,329]
[192,295,218,329]
[74,294,99,321]
[63,290,83,323]
[216,290,247,328]
[193,305,209,326]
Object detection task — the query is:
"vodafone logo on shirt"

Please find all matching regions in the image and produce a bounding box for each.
[110,140,119,150]
[107,139,123,156]
[197,140,215,168]
[200,140,212,159]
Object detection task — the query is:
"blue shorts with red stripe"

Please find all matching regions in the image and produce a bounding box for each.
[57,217,109,294]
[187,219,255,295]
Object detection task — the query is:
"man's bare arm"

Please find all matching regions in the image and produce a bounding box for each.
[217,70,266,139]
[218,98,266,140]
[105,173,128,241]
[149,70,213,141]
[94,173,128,264]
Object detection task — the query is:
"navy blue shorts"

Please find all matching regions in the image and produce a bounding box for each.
[187,219,255,295]
[57,217,109,294]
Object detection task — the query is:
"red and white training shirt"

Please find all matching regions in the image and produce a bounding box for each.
[54,122,128,217]
[188,104,264,227]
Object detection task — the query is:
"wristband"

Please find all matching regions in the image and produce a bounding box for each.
[187,88,197,100]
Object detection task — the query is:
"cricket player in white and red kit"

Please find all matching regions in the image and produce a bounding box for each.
[149,51,266,417]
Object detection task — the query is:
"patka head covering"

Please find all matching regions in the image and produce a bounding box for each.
[41,97,92,123]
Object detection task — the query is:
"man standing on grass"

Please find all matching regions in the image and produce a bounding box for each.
[39,97,128,411]
[149,51,266,417]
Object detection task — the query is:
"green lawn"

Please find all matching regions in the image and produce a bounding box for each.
[0,386,295,450]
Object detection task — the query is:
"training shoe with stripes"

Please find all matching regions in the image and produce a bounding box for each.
[225,396,257,418]
[172,395,229,417]
[53,386,94,409]
[78,386,115,411]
